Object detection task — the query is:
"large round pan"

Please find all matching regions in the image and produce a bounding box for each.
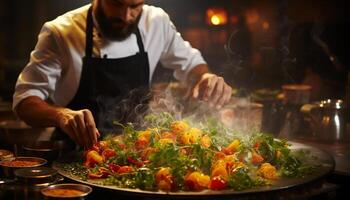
[52,142,334,198]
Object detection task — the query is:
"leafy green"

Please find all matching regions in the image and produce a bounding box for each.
[228,167,267,191]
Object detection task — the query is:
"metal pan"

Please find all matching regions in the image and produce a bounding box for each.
[52,142,334,199]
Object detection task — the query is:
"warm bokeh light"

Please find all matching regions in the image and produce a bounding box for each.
[245,9,260,24]
[210,15,221,25]
[262,21,270,30]
[206,8,227,26]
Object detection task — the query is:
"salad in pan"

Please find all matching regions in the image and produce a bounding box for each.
[63,112,316,192]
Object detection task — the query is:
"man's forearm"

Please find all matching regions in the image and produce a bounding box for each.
[16,96,64,127]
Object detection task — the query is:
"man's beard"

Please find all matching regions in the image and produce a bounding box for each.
[95,4,141,41]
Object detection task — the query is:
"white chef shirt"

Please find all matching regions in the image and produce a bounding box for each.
[13,4,206,111]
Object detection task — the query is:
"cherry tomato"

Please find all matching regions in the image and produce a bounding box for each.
[102,149,116,160]
[108,163,120,173]
[117,166,133,174]
[210,176,227,190]
[252,151,264,165]
[127,157,144,167]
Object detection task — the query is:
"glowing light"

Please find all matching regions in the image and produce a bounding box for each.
[211,15,221,25]
[206,8,227,26]
[262,21,270,30]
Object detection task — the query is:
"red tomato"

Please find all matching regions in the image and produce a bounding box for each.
[252,151,264,165]
[88,172,104,179]
[102,149,116,159]
[91,143,101,153]
[210,176,227,190]
[127,157,144,167]
[98,167,110,177]
[118,143,126,150]
[88,168,109,179]
[221,147,234,155]
[135,138,149,150]
[215,152,226,160]
[108,163,121,173]
[253,142,261,150]
[117,166,133,174]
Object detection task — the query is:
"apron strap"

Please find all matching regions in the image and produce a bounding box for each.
[135,28,145,53]
[85,6,94,58]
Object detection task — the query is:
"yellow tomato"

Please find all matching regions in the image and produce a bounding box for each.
[158,138,174,146]
[200,135,211,148]
[180,128,202,145]
[84,150,104,167]
[257,163,277,179]
[185,171,210,190]
[211,163,228,180]
[170,121,190,135]
[155,167,173,191]
[138,130,151,140]
[227,139,240,151]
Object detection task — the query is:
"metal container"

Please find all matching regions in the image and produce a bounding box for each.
[0,156,47,178]
[282,84,312,105]
[41,183,92,200]
[301,99,349,142]
[0,149,13,161]
[14,167,63,186]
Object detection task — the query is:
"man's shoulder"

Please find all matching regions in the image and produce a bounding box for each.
[45,4,90,33]
[142,4,170,22]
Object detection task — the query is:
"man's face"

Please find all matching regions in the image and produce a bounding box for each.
[94,0,144,41]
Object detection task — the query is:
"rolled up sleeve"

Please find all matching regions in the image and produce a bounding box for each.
[12,23,65,112]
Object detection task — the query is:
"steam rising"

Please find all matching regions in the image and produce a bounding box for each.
[99,83,263,142]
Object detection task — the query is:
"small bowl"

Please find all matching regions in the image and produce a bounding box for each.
[14,166,62,186]
[0,156,47,178]
[41,183,92,200]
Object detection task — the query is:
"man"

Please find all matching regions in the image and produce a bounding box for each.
[13,0,232,149]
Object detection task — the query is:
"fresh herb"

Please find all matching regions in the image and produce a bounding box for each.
[228,167,267,191]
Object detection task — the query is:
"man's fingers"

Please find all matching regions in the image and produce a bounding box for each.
[83,109,98,144]
[192,83,200,99]
[65,124,82,147]
[204,76,216,100]
[75,113,91,148]
[209,77,224,106]
[69,118,89,148]
[217,84,232,108]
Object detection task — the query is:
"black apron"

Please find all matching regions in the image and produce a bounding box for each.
[54,6,150,143]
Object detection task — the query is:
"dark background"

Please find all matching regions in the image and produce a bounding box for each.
[0,0,348,101]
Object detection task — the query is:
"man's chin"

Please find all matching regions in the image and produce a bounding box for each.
[102,29,133,41]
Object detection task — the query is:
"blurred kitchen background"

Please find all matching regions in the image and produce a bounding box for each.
[0,0,348,102]
[0,1,349,198]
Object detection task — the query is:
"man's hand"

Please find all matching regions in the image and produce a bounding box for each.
[56,108,100,149]
[16,96,100,149]
[186,72,232,109]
